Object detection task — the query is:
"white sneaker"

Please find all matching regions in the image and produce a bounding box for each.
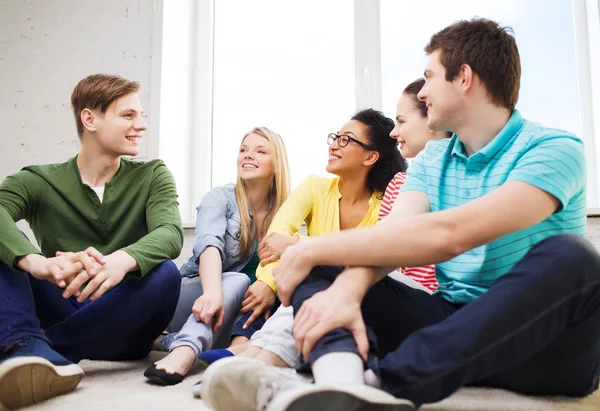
[266,383,415,411]
[201,357,310,411]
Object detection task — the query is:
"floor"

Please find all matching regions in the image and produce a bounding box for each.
[19,219,600,410]
[25,353,600,411]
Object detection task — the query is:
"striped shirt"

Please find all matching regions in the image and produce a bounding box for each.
[379,173,438,291]
[401,110,586,304]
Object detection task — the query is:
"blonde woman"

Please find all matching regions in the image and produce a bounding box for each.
[144,127,290,385]
[195,108,407,376]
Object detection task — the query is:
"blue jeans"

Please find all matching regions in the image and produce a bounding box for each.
[292,234,600,406]
[0,260,181,363]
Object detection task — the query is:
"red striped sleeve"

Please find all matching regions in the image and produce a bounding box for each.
[379,173,406,220]
[380,172,438,292]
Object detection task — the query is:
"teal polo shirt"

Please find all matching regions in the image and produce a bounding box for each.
[401,110,586,304]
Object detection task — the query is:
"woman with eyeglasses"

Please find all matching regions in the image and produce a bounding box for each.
[191,108,406,383]
[197,81,453,407]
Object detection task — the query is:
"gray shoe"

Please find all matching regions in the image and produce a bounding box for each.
[267,383,415,411]
[201,357,310,411]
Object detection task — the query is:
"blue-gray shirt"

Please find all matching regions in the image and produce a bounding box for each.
[179,184,254,277]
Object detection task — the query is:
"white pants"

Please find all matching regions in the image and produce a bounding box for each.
[248,304,298,367]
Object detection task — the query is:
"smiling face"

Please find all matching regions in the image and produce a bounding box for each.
[237,132,274,182]
[326,120,374,176]
[389,93,435,158]
[88,92,147,157]
[418,50,464,133]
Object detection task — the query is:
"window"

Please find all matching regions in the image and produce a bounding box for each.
[380,0,596,205]
[211,0,355,189]
[159,0,600,220]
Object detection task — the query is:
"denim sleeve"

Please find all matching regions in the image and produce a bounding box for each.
[192,187,229,264]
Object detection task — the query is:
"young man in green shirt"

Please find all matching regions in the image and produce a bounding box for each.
[0,74,184,409]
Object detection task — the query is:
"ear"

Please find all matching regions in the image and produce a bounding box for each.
[459,64,474,95]
[81,108,97,132]
[363,150,380,167]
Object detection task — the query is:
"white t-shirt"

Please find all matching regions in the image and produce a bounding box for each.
[92,186,105,203]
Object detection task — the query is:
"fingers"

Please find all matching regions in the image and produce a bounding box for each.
[259,255,277,267]
[89,278,113,301]
[243,306,264,330]
[279,286,291,307]
[293,303,311,353]
[213,307,224,332]
[257,242,267,256]
[264,308,272,320]
[77,251,98,276]
[241,297,258,314]
[62,271,91,298]
[200,311,214,326]
[54,252,87,276]
[241,287,257,313]
[48,262,65,287]
[78,272,107,302]
[85,247,106,265]
[352,320,370,362]
[302,324,327,360]
[192,299,205,322]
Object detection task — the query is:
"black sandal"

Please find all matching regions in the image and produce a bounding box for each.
[143,364,184,386]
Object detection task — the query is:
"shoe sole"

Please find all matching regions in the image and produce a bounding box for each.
[201,357,265,410]
[0,357,84,410]
[270,385,415,411]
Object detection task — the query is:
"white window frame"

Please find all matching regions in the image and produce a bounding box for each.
[574,0,600,213]
[155,0,600,224]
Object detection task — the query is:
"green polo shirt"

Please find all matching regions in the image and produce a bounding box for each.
[0,156,184,277]
[402,110,586,304]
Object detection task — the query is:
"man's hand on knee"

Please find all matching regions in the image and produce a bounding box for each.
[293,284,369,362]
[274,240,317,306]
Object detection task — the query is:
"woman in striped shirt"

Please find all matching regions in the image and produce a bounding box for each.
[380,78,452,292]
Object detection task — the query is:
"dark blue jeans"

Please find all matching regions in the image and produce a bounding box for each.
[292,234,600,406]
[0,260,181,363]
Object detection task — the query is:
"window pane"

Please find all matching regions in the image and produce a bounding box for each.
[380,0,580,138]
[212,0,355,189]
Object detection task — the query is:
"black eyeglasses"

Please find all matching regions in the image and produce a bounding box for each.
[327,133,374,150]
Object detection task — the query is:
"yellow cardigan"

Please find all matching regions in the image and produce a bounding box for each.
[256,174,382,292]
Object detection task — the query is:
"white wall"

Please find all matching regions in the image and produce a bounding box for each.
[0,0,162,181]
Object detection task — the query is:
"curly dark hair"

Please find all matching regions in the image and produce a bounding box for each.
[351,108,407,194]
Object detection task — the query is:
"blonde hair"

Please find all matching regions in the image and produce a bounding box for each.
[234,127,290,257]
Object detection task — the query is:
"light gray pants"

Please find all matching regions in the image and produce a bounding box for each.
[164,272,250,356]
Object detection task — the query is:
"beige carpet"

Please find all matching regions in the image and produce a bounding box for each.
[24,352,600,411]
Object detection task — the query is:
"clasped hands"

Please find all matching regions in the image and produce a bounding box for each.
[18,248,135,303]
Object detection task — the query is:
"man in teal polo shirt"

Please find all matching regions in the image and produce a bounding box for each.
[199,19,600,411]
[0,74,184,409]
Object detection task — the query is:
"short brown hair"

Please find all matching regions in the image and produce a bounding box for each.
[71,74,140,137]
[424,18,521,110]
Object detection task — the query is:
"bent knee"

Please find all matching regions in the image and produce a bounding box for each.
[150,260,182,290]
